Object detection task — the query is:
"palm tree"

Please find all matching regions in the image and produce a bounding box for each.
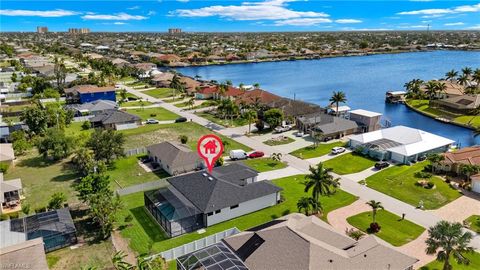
[404,79,424,99]
[459,164,479,182]
[329,91,347,116]
[297,197,311,216]
[445,70,458,82]
[366,200,384,224]
[244,109,257,134]
[424,81,439,101]
[303,163,340,213]
[186,97,195,110]
[457,74,469,86]
[436,81,447,97]
[472,68,480,85]
[462,67,473,77]
[427,153,445,173]
[425,221,473,270]
[271,152,282,162]
[169,74,185,101]
[253,83,260,89]
[112,251,133,270]
[217,83,228,99]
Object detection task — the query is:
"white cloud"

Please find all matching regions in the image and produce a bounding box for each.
[467,24,480,30]
[398,3,480,16]
[342,27,392,31]
[444,22,464,26]
[274,18,332,26]
[113,22,127,25]
[398,25,430,29]
[147,11,157,16]
[82,12,148,21]
[127,6,140,10]
[0,9,79,17]
[421,20,432,23]
[170,0,329,21]
[335,19,362,24]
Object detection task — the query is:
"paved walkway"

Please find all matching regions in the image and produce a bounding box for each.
[327,199,371,232]
[430,193,480,223]
[120,83,480,252]
[306,149,351,164]
[342,166,381,182]
[257,166,304,181]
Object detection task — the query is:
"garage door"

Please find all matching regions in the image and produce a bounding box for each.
[473,180,480,194]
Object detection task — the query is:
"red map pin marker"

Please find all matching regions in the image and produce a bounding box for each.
[197,134,224,173]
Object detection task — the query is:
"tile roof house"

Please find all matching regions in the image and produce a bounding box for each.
[89,109,141,130]
[0,173,22,214]
[151,72,174,87]
[64,85,116,104]
[0,238,49,270]
[296,112,359,139]
[178,213,417,270]
[349,125,454,164]
[235,89,283,106]
[432,94,480,113]
[144,163,282,237]
[146,142,203,176]
[438,146,480,193]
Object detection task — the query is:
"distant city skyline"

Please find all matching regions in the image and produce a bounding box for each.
[1,0,479,32]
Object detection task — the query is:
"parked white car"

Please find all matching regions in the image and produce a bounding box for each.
[146,119,159,124]
[296,131,304,137]
[274,125,292,133]
[331,147,346,155]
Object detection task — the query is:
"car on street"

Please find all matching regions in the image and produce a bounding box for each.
[296,131,304,137]
[331,147,346,155]
[248,151,265,159]
[274,125,292,133]
[374,161,390,170]
[146,119,159,124]
[230,149,248,160]
[175,117,188,123]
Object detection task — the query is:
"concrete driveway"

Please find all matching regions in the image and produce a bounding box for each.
[250,130,315,153]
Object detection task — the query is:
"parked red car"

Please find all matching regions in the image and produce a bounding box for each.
[248,151,265,159]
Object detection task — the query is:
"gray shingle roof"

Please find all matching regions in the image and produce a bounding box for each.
[298,112,358,134]
[167,165,282,213]
[147,142,201,170]
[65,100,118,114]
[89,109,140,125]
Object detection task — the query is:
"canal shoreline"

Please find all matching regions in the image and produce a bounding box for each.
[404,100,475,131]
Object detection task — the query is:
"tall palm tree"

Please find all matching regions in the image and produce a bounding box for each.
[435,81,447,97]
[462,67,473,77]
[271,152,282,162]
[169,74,185,101]
[329,91,347,116]
[297,197,311,216]
[457,74,469,86]
[218,83,228,99]
[425,221,473,270]
[186,97,195,110]
[303,162,340,213]
[424,81,439,100]
[244,109,257,134]
[459,164,479,182]
[472,68,480,85]
[445,70,458,82]
[366,200,384,224]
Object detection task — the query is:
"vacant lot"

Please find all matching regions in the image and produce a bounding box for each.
[126,107,179,121]
[323,152,376,175]
[365,162,462,209]
[347,210,425,246]
[241,158,288,172]
[143,88,176,99]
[117,174,357,254]
[196,112,248,128]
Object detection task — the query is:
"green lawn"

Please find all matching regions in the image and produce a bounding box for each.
[196,112,248,127]
[464,215,480,233]
[420,252,480,270]
[126,107,179,121]
[177,100,217,110]
[120,100,154,107]
[264,136,295,146]
[290,141,346,159]
[241,158,288,172]
[323,152,376,175]
[117,175,358,254]
[366,162,462,209]
[143,88,176,99]
[347,210,425,246]
[116,91,139,101]
[4,151,82,210]
[106,155,169,189]
[122,122,252,153]
[407,99,480,128]
[47,240,114,270]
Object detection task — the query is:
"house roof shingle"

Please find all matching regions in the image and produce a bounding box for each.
[147,142,201,169]
[89,109,140,125]
[65,85,115,94]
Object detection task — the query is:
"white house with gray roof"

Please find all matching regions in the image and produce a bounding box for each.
[144,163,282,237]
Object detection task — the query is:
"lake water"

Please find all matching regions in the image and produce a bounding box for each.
[177,51,480,147]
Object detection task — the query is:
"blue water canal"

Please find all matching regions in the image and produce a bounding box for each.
[177,51,480,147]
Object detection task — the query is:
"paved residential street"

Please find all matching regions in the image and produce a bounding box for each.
[121,83,480,251]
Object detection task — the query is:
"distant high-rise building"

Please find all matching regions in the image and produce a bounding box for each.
[68,28,90,34]
[37,26,48,33]
[168,28,182,34]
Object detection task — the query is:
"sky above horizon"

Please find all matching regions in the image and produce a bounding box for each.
[0,1,479,32]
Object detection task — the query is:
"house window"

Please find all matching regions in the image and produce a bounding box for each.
[207,212,213,216]
[230,205,239,209]
[215,209,221,214]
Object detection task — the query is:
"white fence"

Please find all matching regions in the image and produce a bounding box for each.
[149,227,241,261]
[72,115,94,122]
[124,147,147,157]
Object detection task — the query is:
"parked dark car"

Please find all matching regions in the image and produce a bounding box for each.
[374,161,390,170]
[175,117,188,123]
[323,136,333,142]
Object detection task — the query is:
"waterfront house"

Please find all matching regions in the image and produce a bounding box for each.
[0,173,22,214]
[349,125,454,164]
[64,85,116,104]
[436,146,480,193]
[234,89,283,107]
[150,72,174,87]
[349,109,383,132]
[144,163,282,237]
[89,109,141,130]
[296,112,359,139]
[0,238,49,270]
[431,94,480,114]
[0,208,77,252]
[146,142,203,176]
[195,85,218,100]
[177,213,418,270]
